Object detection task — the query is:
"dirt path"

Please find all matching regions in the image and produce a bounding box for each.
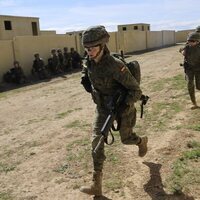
[0,45,199,200]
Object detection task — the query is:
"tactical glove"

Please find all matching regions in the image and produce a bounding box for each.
[81,76,92,93]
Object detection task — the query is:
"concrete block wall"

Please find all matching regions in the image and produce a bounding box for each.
[0,29,179,82]
[162,30,176,46]
[175,29,194,43]
[146,31,163,49]
[13,35,77,75]
[0,35,77,79]
[0,40,14,78]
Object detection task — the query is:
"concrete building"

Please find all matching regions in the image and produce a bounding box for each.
[118,23,150,32]
[66,30,85,55]
[0,15,40,40]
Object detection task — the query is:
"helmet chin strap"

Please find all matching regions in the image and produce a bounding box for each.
[91,45,104,61]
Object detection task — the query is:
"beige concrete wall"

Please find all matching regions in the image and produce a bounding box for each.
[146,31,163,49]
[162,30,176,46]
[120,30,147,53]
[107,32,118,53]
[13,35,76,75]
[40,30,56,35]
[0,15,40,40]
[0,40,15,80]
[0,28,179,82]
[175,29,194,43]
[74,32,85,56]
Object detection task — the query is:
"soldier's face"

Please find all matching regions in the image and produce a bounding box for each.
[188,40,199,47]
[85,45,101,59]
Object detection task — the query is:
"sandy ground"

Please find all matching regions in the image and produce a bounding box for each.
[0,44,200,200]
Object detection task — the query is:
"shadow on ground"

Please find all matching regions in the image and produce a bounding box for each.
[143,162,194,200]
[0,73,70,93]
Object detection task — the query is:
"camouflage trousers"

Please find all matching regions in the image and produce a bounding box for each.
[186,70,200,104]
[92,104,140,172]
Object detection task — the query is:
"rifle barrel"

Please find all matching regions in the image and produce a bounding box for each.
[93,135,105,154]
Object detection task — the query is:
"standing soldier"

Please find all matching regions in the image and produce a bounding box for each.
[195,26,200,33]
[80,25,148,197]
[181,32,200,109]
[179,25,200,54]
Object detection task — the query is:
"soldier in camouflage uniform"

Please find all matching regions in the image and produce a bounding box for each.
[63,47,72,71]
[182,32,200,109]
[32,53,47,80]
[179,26,200,54]
[80,25,148,197]
[195,26,200,33]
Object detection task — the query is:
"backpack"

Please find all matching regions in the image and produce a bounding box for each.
[112,53,148,118]
[126,60,141,85]
[112,53,141,85]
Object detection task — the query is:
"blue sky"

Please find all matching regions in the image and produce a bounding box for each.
[0,0,200,33]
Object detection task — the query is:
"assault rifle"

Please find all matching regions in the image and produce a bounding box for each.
[93,89,127,153]
[93,90,149,153]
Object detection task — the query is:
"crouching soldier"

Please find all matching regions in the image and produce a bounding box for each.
[32,53,48,80]
[4,61,27,84]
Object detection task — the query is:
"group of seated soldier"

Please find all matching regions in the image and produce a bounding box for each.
[47,47,82,74]
[33,47,83,79]
[2,47,83,84]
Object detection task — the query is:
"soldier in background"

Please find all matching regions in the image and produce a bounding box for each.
[57,49,64,72]
[48,49,60,75]
[3,61,27,84]
[70,47,82,69]
[63,47,72,71]
[181,32,200,109]
[32,53,47,80]
[195,26,200,33]
[179,25,200,54]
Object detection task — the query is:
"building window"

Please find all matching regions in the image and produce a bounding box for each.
[148,26,150,31]
[4,20,12,30]
[32,22,38,36]
[122,27,127,31]
[134,26,138,30]
[142,26,144,31]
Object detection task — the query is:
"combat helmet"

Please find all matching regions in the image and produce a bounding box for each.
[82,25,110,47]
[187,32,200,42]
[195,26,200,33]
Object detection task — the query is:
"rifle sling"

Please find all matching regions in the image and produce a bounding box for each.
[140,103,144,118]
[104,130,115,145]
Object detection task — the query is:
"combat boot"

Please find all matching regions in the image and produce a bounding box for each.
[80,171,102,196]
[137,136,148,157]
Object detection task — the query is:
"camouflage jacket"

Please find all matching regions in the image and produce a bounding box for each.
[185,44,200,71]
[82,52,142,105]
